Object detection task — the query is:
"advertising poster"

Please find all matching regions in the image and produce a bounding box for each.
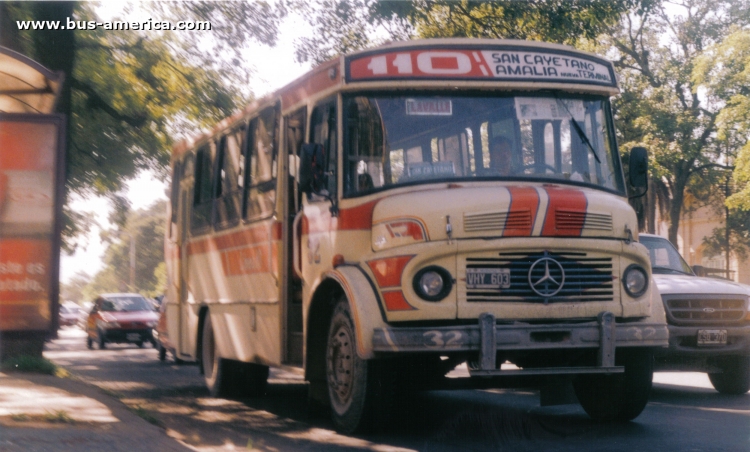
[0,116,64,332]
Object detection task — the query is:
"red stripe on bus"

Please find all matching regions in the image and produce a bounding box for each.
[221,244,272,276]
[188,222,274,256]
[303,200,380,234]
[541,186,587,236]
[382,290,415,311]
[503,186,539,237]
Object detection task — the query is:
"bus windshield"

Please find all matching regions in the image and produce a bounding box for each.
[344,94,624,196]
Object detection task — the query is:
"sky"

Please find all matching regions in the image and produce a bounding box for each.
[59,1,312,283]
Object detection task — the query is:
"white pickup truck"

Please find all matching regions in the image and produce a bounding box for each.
[640,234,750,394]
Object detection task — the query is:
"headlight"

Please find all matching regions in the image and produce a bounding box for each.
[146,321,157,328]
[413,266,452,301]
[623,264,648,298]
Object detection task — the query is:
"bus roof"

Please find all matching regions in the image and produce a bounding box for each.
[172,38,619,158]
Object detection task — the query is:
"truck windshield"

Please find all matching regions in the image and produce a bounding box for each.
[343,94,624,196]
[640,236,694,275]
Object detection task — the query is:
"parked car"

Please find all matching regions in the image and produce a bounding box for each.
[640,233,750,394]
[85,293,159,349]
[58,303,83,328]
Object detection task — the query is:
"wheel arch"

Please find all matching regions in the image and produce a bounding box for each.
[305,278,345,385]
[305,266,387,386]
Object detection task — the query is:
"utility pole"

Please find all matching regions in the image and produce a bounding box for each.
[129,233,136,291]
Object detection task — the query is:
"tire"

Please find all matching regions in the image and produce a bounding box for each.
[708,357,750,394]
[86,336,93,350]
[201,314,269,397]
[98,331,106,350]
[573,349,653,422]
[158,343,167,362]
[202,314,227,397]
[326,299,393,434]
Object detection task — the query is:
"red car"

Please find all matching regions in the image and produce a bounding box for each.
[58,304,83,328]
[86,293,159,349]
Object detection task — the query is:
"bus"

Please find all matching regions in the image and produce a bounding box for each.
[164,39,668,433]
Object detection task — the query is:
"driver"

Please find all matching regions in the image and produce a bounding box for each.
[489,137,515,176]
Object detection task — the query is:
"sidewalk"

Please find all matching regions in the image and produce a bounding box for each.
[0,371,192,452]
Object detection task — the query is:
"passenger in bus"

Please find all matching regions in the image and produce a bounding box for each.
[358,173,374,191]
[489,137,515,176]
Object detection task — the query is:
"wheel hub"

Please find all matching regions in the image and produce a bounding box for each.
[327,324,354,406]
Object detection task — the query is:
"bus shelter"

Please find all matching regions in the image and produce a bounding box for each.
[0,46,65,359]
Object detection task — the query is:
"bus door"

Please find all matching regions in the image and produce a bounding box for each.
[284,108,306,364]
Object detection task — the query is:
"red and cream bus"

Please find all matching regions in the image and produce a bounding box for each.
[164,39,668,432]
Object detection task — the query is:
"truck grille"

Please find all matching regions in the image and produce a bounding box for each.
[662,295,747,325]
[464,251,613,303]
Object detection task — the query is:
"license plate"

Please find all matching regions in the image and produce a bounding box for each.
[127,333,142,341]
[466,268,511,289]
[697,329,727,346]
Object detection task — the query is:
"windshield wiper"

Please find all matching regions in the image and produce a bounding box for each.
[651,265,690,275]
[555,97,601,164]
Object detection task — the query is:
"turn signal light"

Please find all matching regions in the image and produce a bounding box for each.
[367,255,414,288]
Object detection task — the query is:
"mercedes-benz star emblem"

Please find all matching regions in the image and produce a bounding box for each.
[528,257,565,297]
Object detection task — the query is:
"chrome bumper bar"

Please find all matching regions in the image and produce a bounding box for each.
[372,311,669,376]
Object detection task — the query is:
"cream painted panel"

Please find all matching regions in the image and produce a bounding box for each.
[208,302,282,366]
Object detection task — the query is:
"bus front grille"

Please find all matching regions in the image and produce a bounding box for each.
[464,252,613,303]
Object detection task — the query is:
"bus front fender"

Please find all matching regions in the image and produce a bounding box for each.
[324,266,387,360]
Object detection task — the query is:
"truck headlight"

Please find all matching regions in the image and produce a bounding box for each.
[623,264,648,298]
[413,266,452,301]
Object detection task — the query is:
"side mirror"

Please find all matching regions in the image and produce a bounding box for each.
[629,146,648,189]
[299,143,326,195]
[692,265,705,277]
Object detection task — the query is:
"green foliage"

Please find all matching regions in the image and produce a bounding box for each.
[1,355,60,376]
[293,0,638,65]
[83,200,167,297]
[1,1,286,249]
[694,29,750,211]
[60,271,92,303]
[602,0,750,247]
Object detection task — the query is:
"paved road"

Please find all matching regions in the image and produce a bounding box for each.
[46,328,750,451]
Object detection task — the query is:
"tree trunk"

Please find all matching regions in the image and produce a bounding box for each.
[668,185,685,253]
[647,177,656,234]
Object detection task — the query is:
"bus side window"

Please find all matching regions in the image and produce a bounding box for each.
[285,108,307,213]
[169,159,181,238]
[245,105,279,222]
[310,100,337,198]
[214,129,243,229]
[191,144,213,234]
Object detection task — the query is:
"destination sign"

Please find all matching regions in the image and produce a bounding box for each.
[347,47,616,87]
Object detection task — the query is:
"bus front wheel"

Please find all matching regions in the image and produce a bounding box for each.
[573,349,653,422]
[326,299,394,433]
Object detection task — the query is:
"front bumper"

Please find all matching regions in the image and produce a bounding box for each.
[659,324,750,357]
[373,311,668,376]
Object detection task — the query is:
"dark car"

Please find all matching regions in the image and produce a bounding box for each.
[86,293,159,349]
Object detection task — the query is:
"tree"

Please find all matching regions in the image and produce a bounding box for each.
[0,1,286,249]
[83,200,167,297]
[604,0,750,249]
[292,0,639,65]
[60,271,92,303]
